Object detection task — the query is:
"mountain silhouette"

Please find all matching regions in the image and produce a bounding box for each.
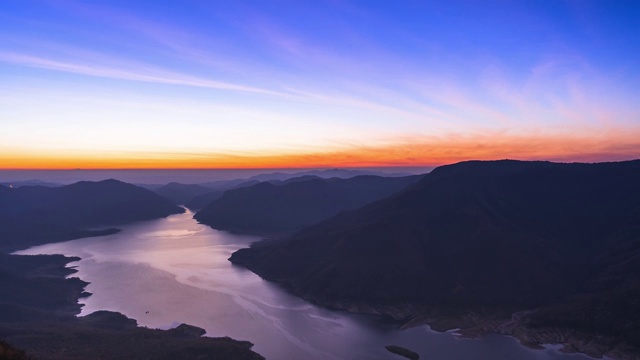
[195,175,422,235]
[0,179,184,252]
[153,182,215,205]
[184,180,260,211]
[246,169,416,183]
[230,160,640,355]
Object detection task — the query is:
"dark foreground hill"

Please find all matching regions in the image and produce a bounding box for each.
[0,253,264,360]
[231,160,640,359]
[0,179,184,252]
[195,175,421,235]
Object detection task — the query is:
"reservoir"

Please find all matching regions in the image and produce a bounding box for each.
[17,210,592,360]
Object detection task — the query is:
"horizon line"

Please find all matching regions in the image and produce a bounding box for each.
[0,165,435,171]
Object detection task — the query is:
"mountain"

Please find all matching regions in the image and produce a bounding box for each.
[0,180,61,188]
[247,169,417,183]
[153,182,215,205]
[195,175,422,235]
[266,175,322,185]
[152,170,424,210]
[230,160,640,358]
[184,180,260,211]
[0,179,184,252]
[184,190,224,211]
[198,179,260,191]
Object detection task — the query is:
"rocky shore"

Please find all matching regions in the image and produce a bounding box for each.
[325,300,639,360]
[237,276,639,360]
[229,160,640,360]
[0,253,265,360]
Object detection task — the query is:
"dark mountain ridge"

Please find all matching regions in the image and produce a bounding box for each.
[230,159,640,358]
[0,179,184,252]
[150,169,422,209]
[246,168,416,182]
[195,174,422,235]
[184,180,260,211]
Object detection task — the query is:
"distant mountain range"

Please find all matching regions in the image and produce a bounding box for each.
[195,175,422,235]
[162,181,265,209]
[245,169,416,183]
[231,160,640,358]
[0,179,183,252]
[144,169,422,208]
[153,182,216,205]
[0,180,61,188]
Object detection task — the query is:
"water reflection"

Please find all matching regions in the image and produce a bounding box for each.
[17,211,594,360]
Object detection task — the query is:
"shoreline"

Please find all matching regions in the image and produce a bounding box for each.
[229,256,636,360]
[0,253,265,360]
[296,294,632,360]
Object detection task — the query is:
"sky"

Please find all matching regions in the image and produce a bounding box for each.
[1,0,639,169]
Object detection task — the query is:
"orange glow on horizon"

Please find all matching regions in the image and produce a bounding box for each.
[2,132,639,170]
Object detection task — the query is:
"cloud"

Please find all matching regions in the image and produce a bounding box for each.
[0,52,287,96]
[4,127,639,169]
[2,0,639,169]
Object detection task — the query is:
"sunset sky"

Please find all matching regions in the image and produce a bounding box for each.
[1,1,639,169]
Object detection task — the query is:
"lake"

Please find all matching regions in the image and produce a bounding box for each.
[17,210,593,360]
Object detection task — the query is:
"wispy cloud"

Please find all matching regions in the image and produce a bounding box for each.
[0,52,286,96]
[2,0,639,168]
[4,126,639,170]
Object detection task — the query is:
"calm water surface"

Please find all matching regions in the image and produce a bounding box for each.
[17,211,593,360]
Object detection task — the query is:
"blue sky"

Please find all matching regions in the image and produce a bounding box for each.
[1,0,639,168]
